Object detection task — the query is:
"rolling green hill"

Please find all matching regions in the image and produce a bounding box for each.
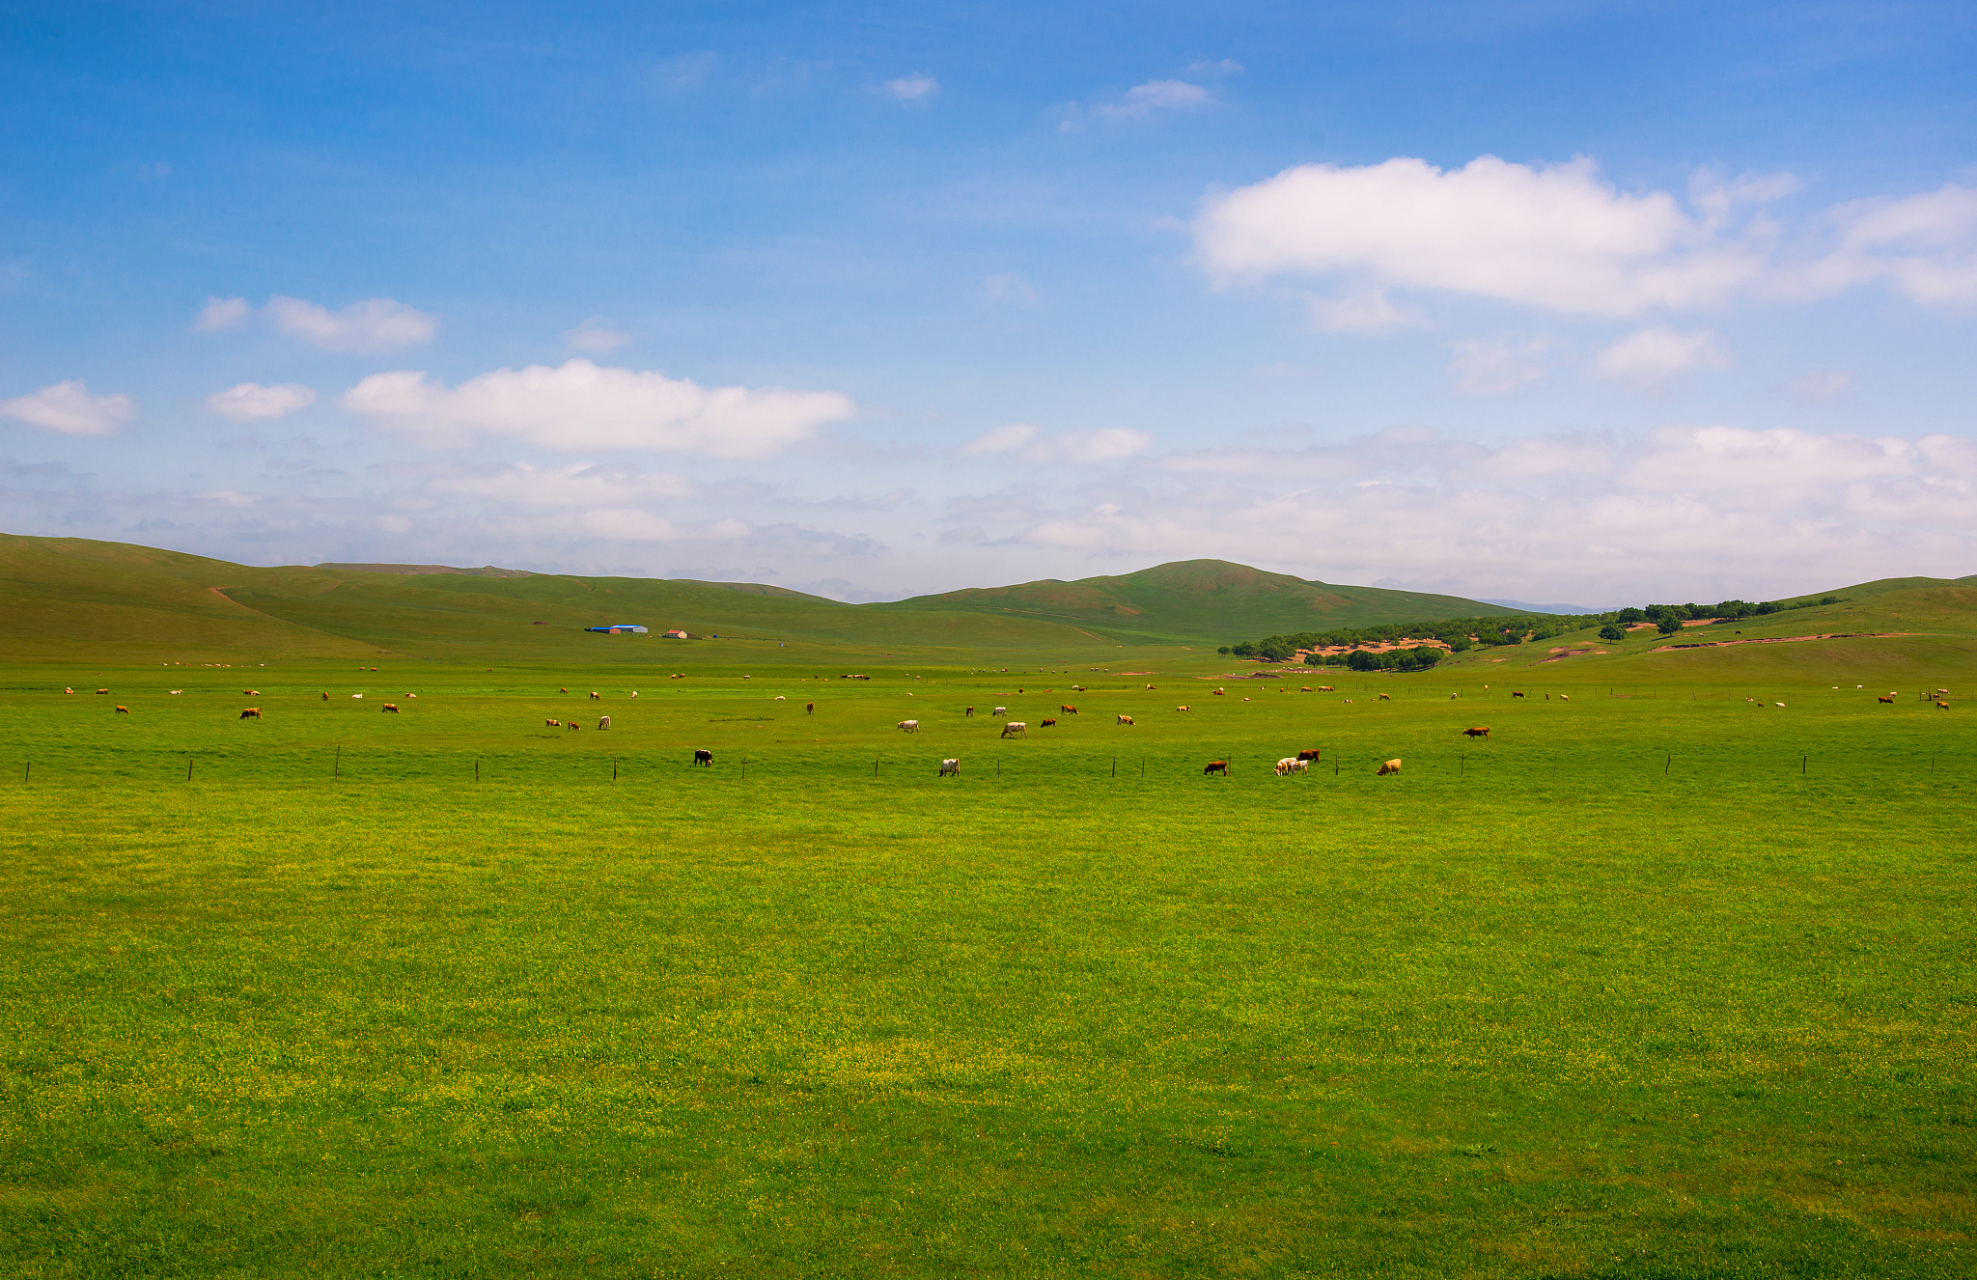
[0,534,1520,664]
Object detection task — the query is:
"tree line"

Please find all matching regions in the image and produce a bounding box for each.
[1219,594,1845,670]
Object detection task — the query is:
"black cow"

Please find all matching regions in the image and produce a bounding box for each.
[693,749,713,767]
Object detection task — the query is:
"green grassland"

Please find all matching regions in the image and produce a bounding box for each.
[3,541,1976,1276]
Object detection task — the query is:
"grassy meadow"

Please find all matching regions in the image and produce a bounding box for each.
[3,619,1975,1276]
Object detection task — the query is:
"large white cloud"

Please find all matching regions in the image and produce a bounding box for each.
[0,380,136,436]
[268,296,439,352]
[1197,156,1977,325]
[1592,327,1732,394]
[342,359,855,457]
[206,382,317,421]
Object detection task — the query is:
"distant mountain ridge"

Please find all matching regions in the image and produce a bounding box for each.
[315,563,536,579]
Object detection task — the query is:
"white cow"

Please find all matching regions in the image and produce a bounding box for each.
[897,719,920,733]
[598,715,610,730]
[1275,757,1309,775]
[939,758,960,777]
[992,706,1008,716]
[1000,721,1026,738]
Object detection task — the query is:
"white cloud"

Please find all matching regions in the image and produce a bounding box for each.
[580,510,749,542]
[436,461,697,506]
[1197,155,1764,316]
[1307,289,1412,333]
[984,273,1041,307]
[1787,183,1977,305]
[882,74,938,101]
[342,358,854,458]
[268,296,439,352]
[1790,369,1856,404]
[194,296,250,331]
[1096,79,1211,120]
[959,422,1149,465]
[1593,327,1732,395]
[196,489,259,508]
[567,319,631,352]
[0,380,136,435]
[205,382,317,421]
[1450,336,1551,395]
[986,423,1977,602]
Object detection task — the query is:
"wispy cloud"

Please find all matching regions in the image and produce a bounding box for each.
[960,423,1151,464]
[881,73,938,101]
[1,380,136,436]
[268,296,439,353]
[205,383,316,421]
[1094,79,1210,120]
[1592,327,1732,396]
[566,318,631,352]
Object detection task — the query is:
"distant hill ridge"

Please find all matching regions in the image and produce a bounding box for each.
[3,532,1970,662]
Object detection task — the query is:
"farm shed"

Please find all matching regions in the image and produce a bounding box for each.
[662,629,690,639]
[585,624,648,634]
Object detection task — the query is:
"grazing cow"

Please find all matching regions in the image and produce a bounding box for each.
[1319,686,1335,692]
[964,706,974,717]
[96,688,108,695]
[590,692,600,700]
[1558,695,1570,701]
[992,706,1008,717]
[1060,704,1078,715]
[898,720,920,733]
[774,695,786,701]
[561,687,568,693]
[567,721,581,731]
[1376,759,1402,776]
[1145,684,1155,690]
[598,716,610,730]
[1116,714,1134,726]
[1378,693,1391,701]
[1512,691,1527,699]
[1176,705,1191,712]
[239,707,261,719]
[170,690,182,695]
[693,749,713,766]
[114,705,129,714]
[351,694,363,699]
[382,703,400,713]
[1275,758,1309,775]
[1000,721,1027,738]
[322,692,329,700]
[545,719,561,727]
[1039,718,1057,728]
[1072,685,1085,692]
[1301,686,1312,692]
[939,758,960,777]
[1297,748,1321,761]
[631,691,638,698]
[1939,701,1952,710]
[1463,727,1491,739]
[1203,760,1228,775]
[1213,688,1225,696]
[1879,695,1896,704]
[64,687,73,694]
[807,702,816,714]
[407,693,417,699]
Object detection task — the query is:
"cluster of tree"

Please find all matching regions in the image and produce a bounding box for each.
[1220,594,1845,660]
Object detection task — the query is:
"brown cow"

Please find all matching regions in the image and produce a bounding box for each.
[240,707,261,719]
[1176,704,1191,712]
[1060,704,1078,715]
[382,703,400,713]
[1512,691,1527,698]
[1378,693,1391,701]
[1297,748,1321,761]
[1376,759,1402,776]
[321,692,329,700]
[1116,714,1134,725]
[1939,701,1952,709]
[243,689,259,696]
[1878,695,1896,704]
[1203,760,1228,775]
[560,686,568,693]
[1039,718,1057,728]
[1318,685,1335,692]
[568,721,582,731]
[114,705,129,714]
[965,706,974,717]
[96,688,109,695]
[590,691,601,700]
[1463,727,1491,739]
[1300,686,1312,692]
[806,702,815,714]
[545,719,561,727]
[1212,688,1225,696]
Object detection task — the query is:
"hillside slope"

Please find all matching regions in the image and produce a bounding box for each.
[885,559,1517,642]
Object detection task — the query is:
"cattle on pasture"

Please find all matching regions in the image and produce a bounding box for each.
[1275,757,1309,775]
[1000,721,1027,738]
[545,719,561,727]
[1060,704,1078,715]
[243,689,259,696]
[561,687,568,693]
[939,758,960,777]
[1115,714,1135,725]
[1463,727,1491,739]
[321,692,329,700]
[1558,695,1569,701]
[1378,693,1391,701]
[1296,748,1321,761]
[1203,760,1228,775]
[807,702,816,714]
[1879,695,1896,704]
[1176,705,1191,712]
[598,716,610,729]
[1512,691,1527,699]
[239,707,261,719]
[774,695,786,701]
[898,720,920,733]
[567,722,581,731]
[114,705,129,714]
[96,688,108,695]
[1301,686,1312,692]
[1940,701,1952,709]
[1213,688,1225,696]
[1376,759,1402,776]
[351,694,363,699]
[992,706,1008,717]
[693,749,713,766]
[590,692,600,700]
[64,687,72,694]
[1040,718,1057,728]
[170,690,182,695]
[382,703,400,713]
[1318,686,1335,692]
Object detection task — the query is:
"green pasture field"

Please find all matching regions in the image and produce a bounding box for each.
[3,647,1974,1277]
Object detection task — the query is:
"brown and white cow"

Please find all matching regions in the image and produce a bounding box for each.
[1463,727,1491,739]
[1060,704,1078,715]
[1116,714,1134,726]
[1203,760,1228,775]
[382,703,400,713]
[114,705,130,714]
[239,707,261,719]
[1039,718,1057,728]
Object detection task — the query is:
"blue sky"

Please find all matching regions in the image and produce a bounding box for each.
[3,1,1974,604]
